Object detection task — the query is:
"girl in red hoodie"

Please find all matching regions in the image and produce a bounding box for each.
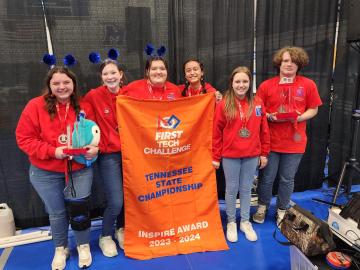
[16,66,98,270]
[178,59,222,101]
[84,59,125,257]
[212,66,270,243]
[121,56,181,100]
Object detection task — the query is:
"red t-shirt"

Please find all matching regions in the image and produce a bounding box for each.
[16,96,95,172]
[212,96,270,162]
[120,79,182,100]
[256,75,322,153]
[178,82,216,97]
[84,85,121,153]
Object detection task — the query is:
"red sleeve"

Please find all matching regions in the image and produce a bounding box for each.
[256,82,267,103]
[258,98,270,156]
[15,100,56,160]
[205,83,217,93]
[306,79,322,109]
[212,101,226,162]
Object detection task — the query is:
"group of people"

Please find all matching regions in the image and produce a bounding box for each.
[213,47,322,244]
[15,46,321,270]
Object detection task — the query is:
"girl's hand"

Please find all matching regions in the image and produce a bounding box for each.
[212,160,220,169]
[55,146,68,159]
[259,156,268,169]
[215,91,223,102]
[84,145,99,160]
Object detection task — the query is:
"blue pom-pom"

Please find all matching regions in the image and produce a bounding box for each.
[89,52,101,64]
[43,54,56,66]
[157,46,166,57]
[63,54,76,66]
[144,43,155,56]
[108,48,119,60]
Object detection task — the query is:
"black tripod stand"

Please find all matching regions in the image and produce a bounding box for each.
[332,109,360,203]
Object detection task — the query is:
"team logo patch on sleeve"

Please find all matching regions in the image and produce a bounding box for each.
[255,105,262,116]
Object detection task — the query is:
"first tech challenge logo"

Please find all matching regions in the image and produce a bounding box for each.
[143,114,191,155]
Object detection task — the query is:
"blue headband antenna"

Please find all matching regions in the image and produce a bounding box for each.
[144,43,166,57]
[88,48,120,64]
[43,53,56,66]
[89,52,101,64]
[42,53,77,67]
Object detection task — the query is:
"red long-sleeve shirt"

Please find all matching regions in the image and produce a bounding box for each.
[16,96,94,172]
[84,85,121,153]
[212,96,270,162]
[120,79,182,100]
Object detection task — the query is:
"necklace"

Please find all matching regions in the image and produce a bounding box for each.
[237,100,251,138]
[56,102,70,145]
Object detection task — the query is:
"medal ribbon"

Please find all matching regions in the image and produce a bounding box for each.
[56,102,70,135]
[237,100,250,130]
[147,80,166,100]
[56,102,72,184]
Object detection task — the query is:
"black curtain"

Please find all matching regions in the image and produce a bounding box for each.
[168,0,254,199]
[328,0,360,187]
[168,0,254,91]
[0,0,50,227]
[0,0,342,228]
[256,0,337,191]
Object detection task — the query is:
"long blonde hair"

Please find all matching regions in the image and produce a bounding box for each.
[224,66,254,120]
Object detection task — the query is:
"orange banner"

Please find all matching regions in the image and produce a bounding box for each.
[116,93,228,260]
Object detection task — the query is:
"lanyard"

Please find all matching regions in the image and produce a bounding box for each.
[56,102,70,132]
[147,80,165,100]
[187,85,202,97]
[237,100,250,129]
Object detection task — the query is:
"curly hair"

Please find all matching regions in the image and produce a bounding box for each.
[272,46,309,72]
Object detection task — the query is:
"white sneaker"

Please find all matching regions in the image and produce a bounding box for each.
[51,246,70,270]
[77,244,92,268]
[240,221,258,241]
[99,235,118,257]
[276,209,286,227]
[115,227,124,249]
[253,204,267,224]
[226,222,238,242]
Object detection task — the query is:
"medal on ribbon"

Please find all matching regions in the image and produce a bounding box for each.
[237,100,251,139]
[239,128,251,138]
[56,103,70,145]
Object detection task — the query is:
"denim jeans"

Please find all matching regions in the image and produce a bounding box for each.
[29,164,93,247]
[258,152,303,209]
[223,157,258,223]
[97,152,123,236]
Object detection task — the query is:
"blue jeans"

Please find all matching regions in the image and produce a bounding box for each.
[223,157,258,223]
[29,164,93,247]
[97,152,123,236]
[258,152,303,209]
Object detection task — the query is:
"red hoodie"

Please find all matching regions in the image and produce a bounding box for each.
[212,96,270,162]
[16,96,95,172]
[84,85,121,153]
[120,79,182,100]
